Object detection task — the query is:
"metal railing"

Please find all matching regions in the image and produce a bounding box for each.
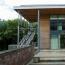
[19,31,35,47]
[25,32,35,46]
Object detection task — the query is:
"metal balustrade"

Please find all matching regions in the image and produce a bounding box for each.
[25,32,35,46]
[19,31,35,47]
[19,31,31,45]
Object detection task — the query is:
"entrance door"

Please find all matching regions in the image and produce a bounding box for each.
[51,35,59,49]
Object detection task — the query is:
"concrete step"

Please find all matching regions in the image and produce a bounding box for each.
[40,49,65,52]
[29,62,65,65]
[32,50,65,63]
[30,50,65,65]
[33,57,65,63]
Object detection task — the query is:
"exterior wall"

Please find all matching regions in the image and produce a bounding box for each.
[40,15,50,49]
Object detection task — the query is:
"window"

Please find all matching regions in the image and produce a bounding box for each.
[62,20,65,30]
[58,20,62,31]
[50,20,57,31]
[50,15,65,49]
[50,15,65,31]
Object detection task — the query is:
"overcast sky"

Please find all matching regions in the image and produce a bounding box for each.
[0,0,18,20]
[1,0,65,20]
[5,0,65,6]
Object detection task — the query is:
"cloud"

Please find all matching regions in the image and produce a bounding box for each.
[0,0,5,5]
[5,0,65,6]
[0,5,18,20]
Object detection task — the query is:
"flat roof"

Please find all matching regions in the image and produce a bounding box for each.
[14,4,65,22]
[14,8,65,22]
[13,0,65,8]
[14,5,65,9]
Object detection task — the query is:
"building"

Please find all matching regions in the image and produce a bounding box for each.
[13,3,65,64]
[14,4,65,50]
[0,1,65,65]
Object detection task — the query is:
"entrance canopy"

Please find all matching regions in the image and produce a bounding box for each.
[14,5,65,22]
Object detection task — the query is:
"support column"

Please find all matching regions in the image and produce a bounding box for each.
[37,9,40,51]
[17,13,20,48]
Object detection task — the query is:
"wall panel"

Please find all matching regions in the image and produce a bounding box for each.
[40,15,50,49]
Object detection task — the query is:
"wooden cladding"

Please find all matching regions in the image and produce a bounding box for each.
[19,9,37,21]
[40,15,50,49]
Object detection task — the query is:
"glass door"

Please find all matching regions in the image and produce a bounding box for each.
[51,34,59,49]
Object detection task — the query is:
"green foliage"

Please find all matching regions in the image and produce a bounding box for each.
[0,21,7,32]
[7,19,18,29]
[0,18,38,50]
[0,19,30,51]
[20,20,29,28]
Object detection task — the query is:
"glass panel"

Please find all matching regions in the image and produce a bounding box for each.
[62,20,65,30]
[50,25,57,31]
[57,20,62,31]
[58,15,65,19]
[51,34,59,49]
[58,26,62,31]
[60,34,65,48]
[50,15,57,20]
[50,20,57,31]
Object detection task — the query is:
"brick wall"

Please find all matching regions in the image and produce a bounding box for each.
[0,45,34,65]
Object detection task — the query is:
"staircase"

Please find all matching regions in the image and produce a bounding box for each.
[29,49,65,65]
[19,31,35,47]
[8,31,35,50]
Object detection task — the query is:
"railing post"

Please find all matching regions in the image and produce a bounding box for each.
[17,11,22,48]
[17,14,20,48]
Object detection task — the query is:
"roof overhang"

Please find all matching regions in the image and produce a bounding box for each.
[14,5,65,9]
[14,5,65,22]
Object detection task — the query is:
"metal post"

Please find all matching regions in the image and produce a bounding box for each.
[17,13,20,48]
[37,9,40,51]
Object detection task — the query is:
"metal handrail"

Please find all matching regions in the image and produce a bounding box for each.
[25,32,35,46]
[19,31,35,47]
[19,31,31,45]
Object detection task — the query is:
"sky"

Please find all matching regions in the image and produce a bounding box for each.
[5,0,65,6]
[1,0,65,20]
[0,0,18,20]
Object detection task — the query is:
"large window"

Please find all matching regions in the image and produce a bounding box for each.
[50,15,65,31]
[50,15,65,49]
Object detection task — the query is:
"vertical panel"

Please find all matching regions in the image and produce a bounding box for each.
[58,20,62,31]
[51,35,59,49]
[58,26,62,30]
[40,15,50,49]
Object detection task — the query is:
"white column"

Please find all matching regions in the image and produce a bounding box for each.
[17,13,20,48]
[37,9,40,51]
